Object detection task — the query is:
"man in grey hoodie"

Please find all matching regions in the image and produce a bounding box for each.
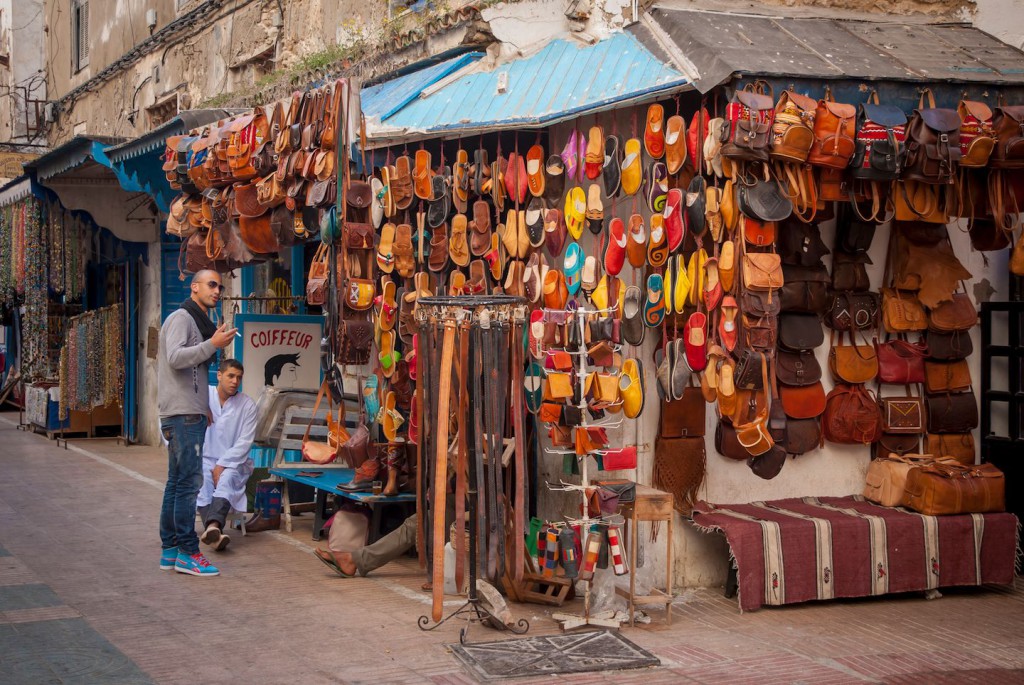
[157,269,236,576]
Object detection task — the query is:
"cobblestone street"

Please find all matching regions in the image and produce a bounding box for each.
[0,413,1022,684]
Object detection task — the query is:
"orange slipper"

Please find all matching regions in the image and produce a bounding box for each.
[644,104,665,159]
[526,145,546,197]
[413,150,432,200]
[664,115,686,175]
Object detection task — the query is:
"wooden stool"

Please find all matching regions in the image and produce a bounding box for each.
[615,484,674,626]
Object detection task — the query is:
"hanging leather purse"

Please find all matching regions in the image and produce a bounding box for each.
[715,421,750,461]
[748,444,787,479]
[879,387,924,435]
[902,88,962,185]
[734,350,766,391]
[807,87,857,169]
[780,263,830,314]
[770,90,817,163]
[831,251,871,292]
[779,381,826,419]
[301,380,338,465]
[874,434,922,460]
[957,99,997,168]
[306,243,330,306]
[720,81,774,162]
[734,357,774,457]
[926,329,973,360]
[337,318,373,365]
[926,391,979,433]
[660,388,706,438]
[742,290,782,318]
[822,383,883,445]
[829,337,878,384]
[826,291,880,331]
[990,104,1024,169]
[738,165,793,223]
[927,292,977,332]
[926,432,976,465]
[742,252,784,291]
[881,288,928,333]
[876,337,927,384]
[784,417,822,455]
[777,218,830,267]
[776,349,822,386]
[778,313,824,351]
[924,360,971,393]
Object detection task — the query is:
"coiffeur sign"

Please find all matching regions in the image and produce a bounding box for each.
[234,314,323,402]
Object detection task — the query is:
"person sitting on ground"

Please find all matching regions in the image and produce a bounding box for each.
[197,359,257,551]
[315,513,417,579]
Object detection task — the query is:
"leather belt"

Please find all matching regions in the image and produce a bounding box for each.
[471,324,487,580]
[431,320,456,622]
[510,317,526,583]
[482,316,499,582]
[454,321,470,592]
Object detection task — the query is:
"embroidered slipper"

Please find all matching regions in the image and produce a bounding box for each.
[413,150,432,200]
[526,144,545,197]
[449,213,471,267]
[560,129,580,184]
[564,186,586,240]
[663,187,685,252]
[564,242,584,297]
[603,134,622,198]
[393,155,414,210]
[370,176,385,228]
[665,114,687,175]
[648,214,668,268]
[315,548,355,578]
[379,330,401,378]
[646,161,668,213]
[544,208,566,258]
[644,103,665,159]
[544,155,565,205]
[605,217,627,276]
[377,222,396,274]
[626,214,647,268]
[585,183,604,235]
[525,196,546,248]
[453,149,470,213]
[363,374,381,424]
[393,223,415,279]
[643,273,666,328]
[621,138,642,196]
[584,125,604,180]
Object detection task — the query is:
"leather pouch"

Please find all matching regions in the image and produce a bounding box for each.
[926,391,979,433]
[715,421,749,460]
[545,372,574,400]
[776,349,822,386]
[827,291,880,331]
[338,319,373,365]
[924,360,971,393]
[742,252,784,291]
[343,278,376,311]
[780,264,830,314]
[831,251,872,292]
[779,382,826,419]
[822,383,882,444]
[748,444,787,479]
[660,389,706,438]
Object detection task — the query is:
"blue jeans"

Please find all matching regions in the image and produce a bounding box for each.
[159,414,206,555]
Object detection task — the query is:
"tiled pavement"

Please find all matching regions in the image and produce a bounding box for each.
[0,412,1022,684]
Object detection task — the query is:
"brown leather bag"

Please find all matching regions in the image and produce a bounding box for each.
[881,288,928,333]
[874,433,922,460]
[989,105,1024,169]
[902,89,962,185]
[927,292,977,332]
[734,358,774,456]
[807,88,856,169]
[926,391,978,433]
[822,383,882,445]
[770,90,817,163]
[721,82,774,162]
[926,432,975,465]
[925,329,972,360]
[901,462,1005,515]
[826,291,879,331]
[742,252,783,291]
[780,264,830,314]
[776,349,821,386]
[306,243,330,306]
[831,251,871,292]
[957,100,997,168]
[829,333,878,384]
[779,381,826,419]
[715,421,749,461]
[238,213,280,254]
[660,388,706,438]
[778,313,823,351]
[784,417,821,455]
[924,360,971,393]
[864,454,959,507]
[879,392,924,435]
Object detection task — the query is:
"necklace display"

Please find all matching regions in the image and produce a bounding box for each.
[59,303,124,419]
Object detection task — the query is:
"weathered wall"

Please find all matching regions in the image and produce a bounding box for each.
[0,0,46,144]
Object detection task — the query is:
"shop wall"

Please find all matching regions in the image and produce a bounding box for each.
[0,0,46,144]
[136,242,163,447]
[973,0,1024,48]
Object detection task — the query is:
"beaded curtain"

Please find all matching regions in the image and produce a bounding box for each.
[59,303,124,418]
[22,199,50,381]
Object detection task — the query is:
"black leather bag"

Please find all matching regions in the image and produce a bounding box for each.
[926,329,973,360]
[777,219,830,267]
[836,205,876,253]
[831,251,872,292]
[778,313,824,351]
[738,174,793,222]
[926,391,979,433]
[748,444,787,479]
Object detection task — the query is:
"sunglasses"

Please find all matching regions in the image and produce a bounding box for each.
[206,281,225,293]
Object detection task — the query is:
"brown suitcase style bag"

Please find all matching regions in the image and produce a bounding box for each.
[901,462,1005,515]
[864,454,959,507]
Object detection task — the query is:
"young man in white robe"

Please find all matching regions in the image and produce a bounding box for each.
[197,359,257,551]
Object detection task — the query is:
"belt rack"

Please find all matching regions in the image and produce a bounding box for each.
[414,295,530,643]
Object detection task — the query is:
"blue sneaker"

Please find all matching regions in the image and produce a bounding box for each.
[160,546,178,570]
[174,550,220,576]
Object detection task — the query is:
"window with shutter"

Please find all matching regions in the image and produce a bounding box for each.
[72,0,89,72]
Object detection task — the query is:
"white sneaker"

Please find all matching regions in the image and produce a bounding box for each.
[200,523,222,546]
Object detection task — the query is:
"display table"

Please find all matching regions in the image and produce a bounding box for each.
[270,466,415,542]
[692,495,1019,612]
[615,484,675,626]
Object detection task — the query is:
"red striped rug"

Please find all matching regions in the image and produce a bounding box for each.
[692,495,1019,612]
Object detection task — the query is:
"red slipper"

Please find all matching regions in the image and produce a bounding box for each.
[684,311,708,372]
[605,217,627,276]
[663,187,685,252]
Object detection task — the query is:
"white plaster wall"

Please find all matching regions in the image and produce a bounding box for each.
[136,242,163,447]
[971,0,1024,49]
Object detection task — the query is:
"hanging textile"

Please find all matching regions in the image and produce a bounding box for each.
[59,303,124,418]
[22,199,49,381]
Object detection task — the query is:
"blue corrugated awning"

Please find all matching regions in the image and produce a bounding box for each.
[361,52,484,122]
[365,32,689,146]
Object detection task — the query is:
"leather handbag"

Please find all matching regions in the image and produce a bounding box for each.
[989,105,1024,169]
[779,381,826,419]
[734,357,774,456]
[927,292,977,332]
[902,89,962,185]
[876,338,927,384]
[660,389,706,438]
[742,290,781,318]
[957,100,997,168]
[743,217,777,246]
[835,205,877,253]
[807,88,857,169]
[826,291,880,331]
[770,90,817,163]
[879,391,924,435]
[874,433,922,460]
[901,462,1005,515]
[743,312,777,353]
[926,329,973,360]
[238,212,281,254]
[851,91,907,182]
[344,278,376,311]
[831,251,871,292]
[778,313,824,351]
[784,417,821,455]
[924,360,971,393]
[742,252,784,291]
[302,381,338,465]
[926,391,979,433]
[881,288,928,333]
[306,242,330,306]
[338,319,373,365]
[926,432,976,465]
[776,349,822,386]
[734,350,766,391]
[822,383,883,445]
[863,454,958,507]
[829,333,878,384]
[748,444,788,480]
[738,167,793,223]
[780,264,830,314]
[715,421,750,460]
[720,82,774,162]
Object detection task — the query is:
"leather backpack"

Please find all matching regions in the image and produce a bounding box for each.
[851,91,906,182]
[807,87,857,169]
[822,383,882,445]
[770,90,817,163]
[957,100,997,168]
[720,82,775,162]
[902,89,962,185]
[989,104,1024,169]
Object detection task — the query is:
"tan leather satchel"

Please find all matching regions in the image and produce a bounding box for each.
[863,454,958,507]
[881,288,928,333]
[742,252,783,291]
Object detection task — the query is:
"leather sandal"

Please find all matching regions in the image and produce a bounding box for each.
[453,149,470,213]
[491,157,506,211]
[377,222,397,274]
[526,144,545,197]
[427,171,450,228]
[393,223,415,278]
[382,391,403,441]
[393,156,414,210]
[377,278,398,332]
[379,330,401,379]
[371,176,385,228]
[449,214,471,267]
[467,259,488,295]
[470,200,492,257]
[448,270,467,296]
[473,148,490,196]
[381,166,397,218]
[428,223,450,272]
[413,150,432,200]
[484,232,504,283]
[398,289,417,346]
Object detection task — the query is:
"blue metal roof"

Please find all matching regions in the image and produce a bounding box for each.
[361,52,484,122]
[370,33,688,141]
